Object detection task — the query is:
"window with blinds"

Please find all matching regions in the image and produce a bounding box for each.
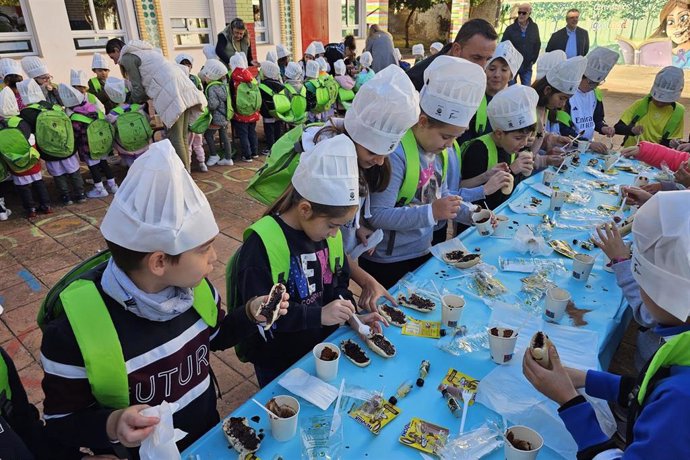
[168,0,211,47]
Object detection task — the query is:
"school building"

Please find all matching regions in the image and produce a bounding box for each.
[0,0,470,82]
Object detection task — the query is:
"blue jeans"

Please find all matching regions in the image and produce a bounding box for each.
[517,67,533,86]
[232,120,258,159]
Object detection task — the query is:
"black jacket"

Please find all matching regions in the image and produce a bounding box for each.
[406,43,453,91]
[546,26,589,57]
[502,19,541,68]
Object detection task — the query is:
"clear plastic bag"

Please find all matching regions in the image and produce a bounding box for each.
[498,257,566,274]
[300,415,343,460]
[437,421,505,460]
[512,226,553,256]
[437,325,490,356]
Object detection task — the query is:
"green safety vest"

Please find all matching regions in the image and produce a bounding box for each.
[460,133,515,173]
[623,95,684,147]
[594,87,603,102]
[89,77,102,93]
[0,354,11,402]
[396,129,454,206]
[474,95,488,135]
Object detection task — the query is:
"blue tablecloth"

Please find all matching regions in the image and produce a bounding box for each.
[184,154,640,459]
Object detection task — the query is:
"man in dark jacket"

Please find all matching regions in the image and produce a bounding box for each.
[406,18,497,91]
[546,9,589,58]
[501,3,540,85]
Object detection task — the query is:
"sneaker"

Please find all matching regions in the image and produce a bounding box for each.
[74,193,87,204]
[38,205,53,215]
[87,186,108,199]
[260,149,270,156]
[0,198,8,221]
[217,158,234,166]
[251,153,259,159]
[26,209,37,219]
[106,179,119,194]
[207,155,221,166]
[198,162,208,172]
[61,195,73,206]
[241,157,253,163]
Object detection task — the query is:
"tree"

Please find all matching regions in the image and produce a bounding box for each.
[389,0,445,47]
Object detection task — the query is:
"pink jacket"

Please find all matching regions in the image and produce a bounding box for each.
[335,75,355,90]
[637,141,690,171]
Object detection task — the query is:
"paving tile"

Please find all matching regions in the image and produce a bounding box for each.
[0,226,46,251]
[55,226,101,249]
[0,251,17,271]
[213,233,241,266]
[38,265,73,291]
[2,301,40,336]
[22,248,81,278]
[216,380,258,417]
[70,237,108,260]
[210,354,246,394]
[214,347,256,379]
[0,216,38,235]
[1,338,35,371]
[7,236,65,262]
[0,278,46,311]
[18,362,44,405]
[0,320,14,344]
[37,215,92,239]
[17,326,42,361]
[0,264,22,291]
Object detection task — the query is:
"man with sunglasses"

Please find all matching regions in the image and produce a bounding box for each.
[546,9,590,58]
[501,3,540,85]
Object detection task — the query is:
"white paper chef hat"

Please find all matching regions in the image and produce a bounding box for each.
[265,50,277,63]
[17,79,44,104]
[58,83,85,108]
[276,44,291,60]
[584,47,618,83]
[359,51,373,69]
[21,56,48,79]
[412,44,424,56]
[104,76,127,104]
[651,66,684,103]
[394,48,402,61]
[313,41,326,55]
[229,53,247,71]
[174,53,194,66]
[0,87,19,118]
[535,50,566,80]
[334,59,346,76]
[261,61,281,80]
[91,53,111,70]
[305,60,320,79]
[201,59,228,81]
[487,41,524,79]
[70,69,88,87]
[420,56,486,128]
[487,84,539,131]
[285,61,303,80]
[316,57,329,72]
[292,134,359,207]
[100,139,219,255]
[305,43,317,58]
[344,65,420,155]
[202,44,218,60]
[430,42,443,53]
[0,58,23,79]
[546,56,588,95]
[631,191,690,320]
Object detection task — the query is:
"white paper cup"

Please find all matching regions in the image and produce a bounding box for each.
[493,215,510,237]
[268,395,300,442]
[313,342,339,382]
[504,426,544,460]
[633,174,649,187]
[472,209,494,236]
[441,294,465,328]
[572,254,595,282]
[549,190,568,212]
[542,170,556,187]
[518,151,533,176]
[544,287,571,323]
[577,140,589,154]
[488,327,518,364]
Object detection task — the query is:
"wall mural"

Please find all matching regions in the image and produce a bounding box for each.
[498,0,689,68]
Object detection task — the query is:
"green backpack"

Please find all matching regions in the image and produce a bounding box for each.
[337,87,355,111]
[259,83,292,120]
[321,74,339,106]
[30,104,74,158]
[112,104,153,151]
[225,215,344,362]
[70,111,115,160]
[306,79,332,113]
[0,117,41,173]
[245,123,323,205]
[235,79,262,116]
[0,158,7,182]
[283,84,308,125]
[37,250,218,409]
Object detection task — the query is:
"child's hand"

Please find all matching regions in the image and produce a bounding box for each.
[631,125,644,136]
[625,185,654,206]
[349,312,389,338]
[483,170,512,195]
[676,143,690,152]
[358,276,397,312]
[620,146,639,157]
[106,405,159,447]
[675,160,690,187]
[565,367,587,389]
[356,226,377,256]
[601,126,615,137]
[321,299,356,326]
[250,292,290,323]
[522,346,580,405]
[432,195,462,221]
[594,222,631,261]
[589,141,608,154]
[510,152,534,176]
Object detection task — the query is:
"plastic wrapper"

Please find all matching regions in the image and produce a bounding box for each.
[139,401,186,460]
[498,257,566,274]
[437,421,505,460]
[512,226,553,256]
[655,161,675,182]
[300,415,343,460]
[557,207,613,226]
[437,326,490,356]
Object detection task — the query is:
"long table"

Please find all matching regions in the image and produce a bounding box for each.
[184,153,640,459]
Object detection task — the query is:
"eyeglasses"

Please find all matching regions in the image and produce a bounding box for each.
[518,11,529,15]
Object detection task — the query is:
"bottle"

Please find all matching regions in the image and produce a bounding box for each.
[388,380,413,405]
[416,360,430,387]
[441,388,462,418]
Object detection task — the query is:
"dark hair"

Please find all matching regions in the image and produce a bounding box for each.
[453,19,498,45]
[230,18,246,30]
[105,240,181,274]
[105,38,126,54]
[180,59,192,66]
[531,76,564,108]
[277,56,289,67]
[503,123,537,135]
[3,74,22,89]
[264,185,358,219]
[420,110,455,129]
[344,35,356,51]
[566,8,580,16]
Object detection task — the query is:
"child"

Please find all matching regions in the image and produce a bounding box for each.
[258,60,284,154]
[300,42,317,75]
[234,135,383,386]
[0,86,51,218]
[89,52,115,113]
[523,191,690,458]
[430,42,443,55]
[354,51,375,92]
[104,77,152,167]
[59,83,118,198]
[313,41,326,58]
[202,58,234,167]
[175,54,207,171]
[394,48,411,71]
[304,60,325,123]
[40,139,289,455]
[276,44,291,77]
[18,79,86,205]
[412,44,425,64]
[229,53,260,162]
[562,47,618,154]
[0,58,25,110]
[71,68,106,113]
[265,50,277,64]
[175,53,203,90]
[20,56,62,106]
[460,83,538,211]
[361,57,510,288]
[333,59,355,112]
[616,66,685,147]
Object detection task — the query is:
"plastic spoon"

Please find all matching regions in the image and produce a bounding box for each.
[330,378,345,435]
[251,398,278,420]
[459,388,473,434]
[340,295,372,337]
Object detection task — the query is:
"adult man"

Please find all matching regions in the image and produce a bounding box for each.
[501,3,540,85]
[216,18,256,67]
[406,18,498,90]
[546,9,589,58]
